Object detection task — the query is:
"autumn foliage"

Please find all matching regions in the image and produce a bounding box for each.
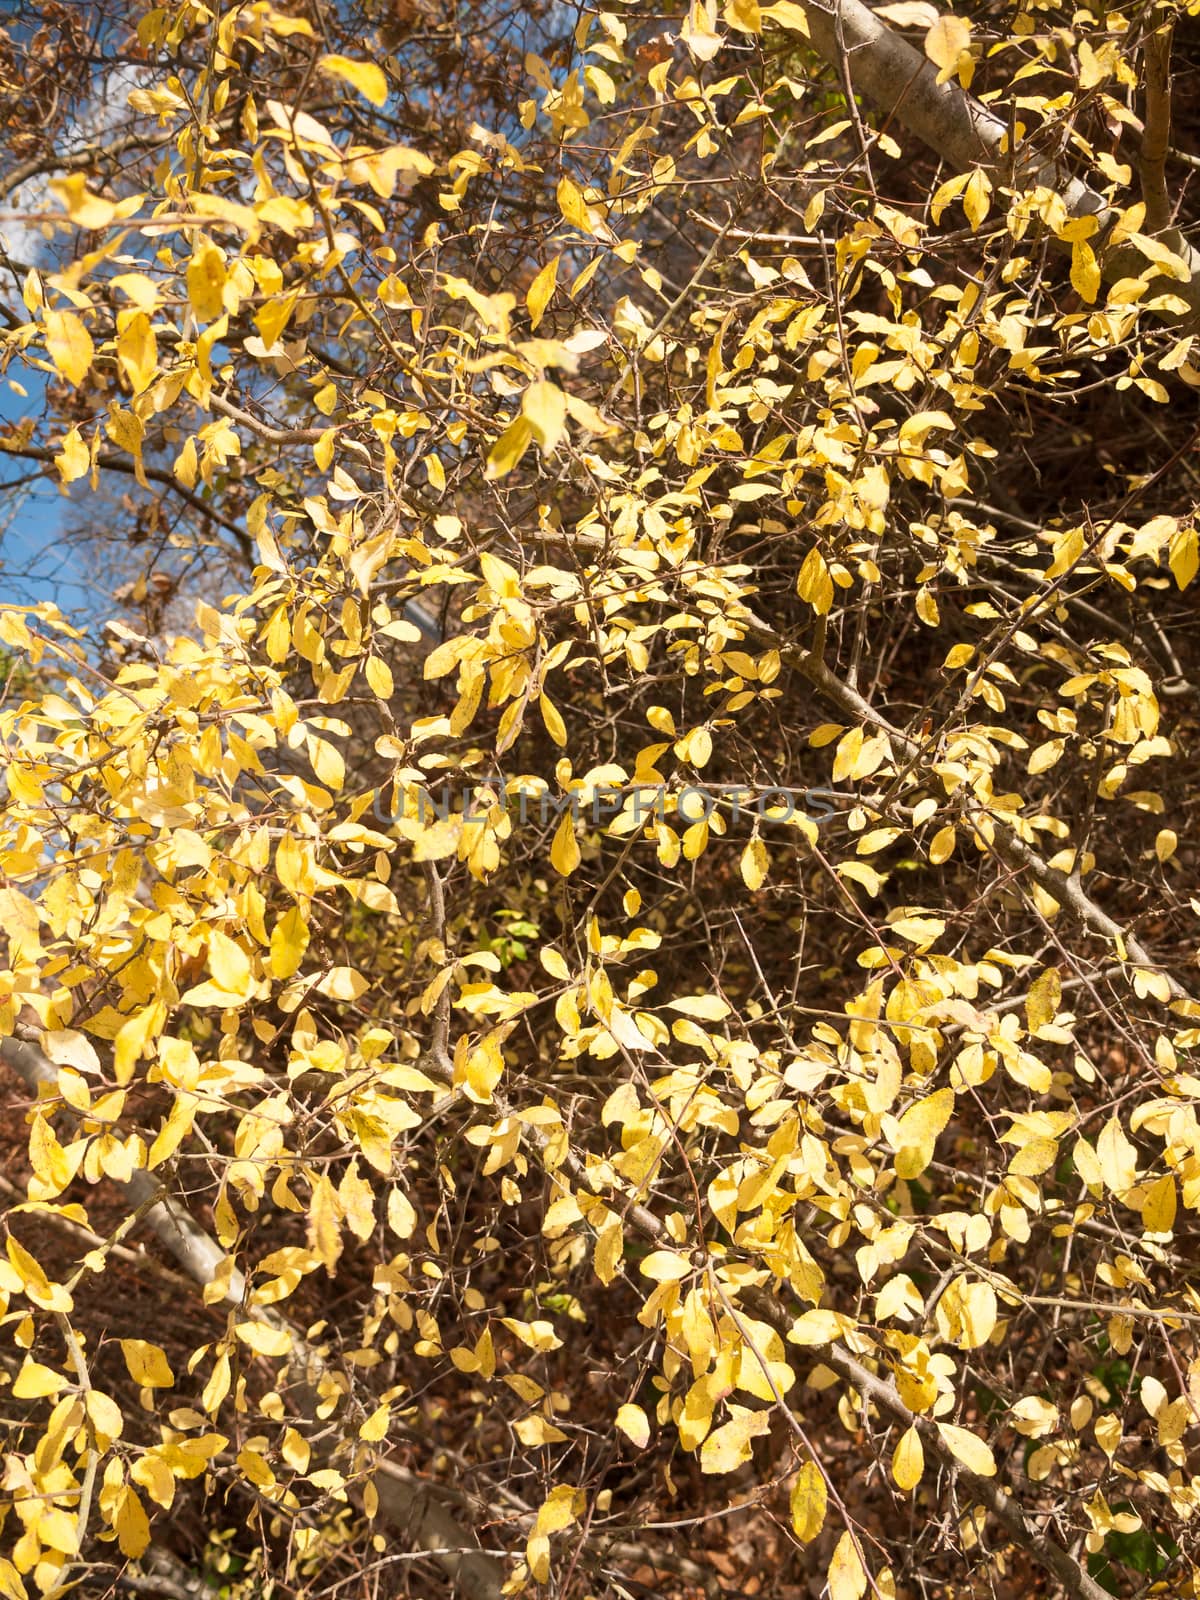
[2,2,1200,1599]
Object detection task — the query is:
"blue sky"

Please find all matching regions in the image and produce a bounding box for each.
[0,367,97,622]
[0,9,137,634]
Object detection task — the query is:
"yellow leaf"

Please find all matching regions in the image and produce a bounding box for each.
[893,1086,955,1178]
[534,1485,583,1544]
[114,1487,151,1558]
[1169,525,1198,590]
[387,1186,417,1239]
[1010,1396,1059,1438]
[1095,1412,1122,1457]
[131,1453,176,1510]
[12,1358,67,1399]
[235,1321,292,1357]
[1009,1135,1058,1177]
[923,14,972,84]
[724,0,762,31]
[43,309,94,386]
[313,429,336,472]
[741,835,768,891]
[700,1407,770,1473]
[309,734,345,790]
[7,1235,72,1312]
[1097,1115,1138,1195]
[35,1508,79,1556]
[486,416,533,479]
[1142,1172,1177,1234]
[120,1339,174,1387]
[936,1422,995,1476]
[460,1030,502,1107]
[550,809,581,876]
[255,290,298,350]
[501,1316,564,1352]
[201,1351,232,1414]
[315,966,369,1001]
[28,1114,72,1192]
[762,0,810,30]
[556,175,591,230]
[936,1277,997,1348]
[667,994,730,1021]
[963,168,991,229]
[1071,240,1101,304]
[1025,967,1061,1032]
[148,1093,196,1170]
[320,53,389,106]
[526,257,559,331]
[187,239,227,321]
[788,1308,847,1345]
[308,1173,344,1274]
[117,310,157,395]
[797,546,834,614]
[269,906,310,980]
[1047,526,1084,581]
[682,0,725,60]
[113,1004,162,1085]
[1027,737,1065,775]
[523,379,568,451]
[828,1530,868,1600]
[639,1250,691,1281]
[206,927,254,1000]
[928,825,956,865]
[682,725,713,766]
[54,426,91,484]
[1128,230,1191,280]
[594,1217,623,1285]
[175,435,199,489]
[359,1403,390,1442]
[50,173,120,227]
[515,1414,568,1447]
[540,692,568,747]
[339,1159,375,1240]
[615,1402,650,1447]
[789,1460,827,1542]
[887,914,944,946]
[276,832,316,898]
[892,1424,925,1490]
[366,654,394,699]
[87,1389,123,1445]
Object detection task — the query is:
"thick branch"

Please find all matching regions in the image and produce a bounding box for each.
[0,1036,504,1600]
[791,647,1190,999]
[395,1012,1123,1600]
[1140,25,1175,235]
[798,0,1200,317]
[0,130,174,205]
[0,440,253,561]
[818,1343,1111,1600]
[539,1090,1114,1600]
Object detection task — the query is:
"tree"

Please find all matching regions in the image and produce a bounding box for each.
[2,2,1200,1598]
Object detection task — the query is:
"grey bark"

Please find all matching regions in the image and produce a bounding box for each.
[800,0,1199,318]
[0,1035,503,1600]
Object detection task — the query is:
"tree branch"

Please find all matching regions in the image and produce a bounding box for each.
[0,1035,504,1600]
[0,439,253,561]
[1140,24,1175,235]
[786,644,1190,1000]
[798,0,1200,318]
[405,1019,1119,1600]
